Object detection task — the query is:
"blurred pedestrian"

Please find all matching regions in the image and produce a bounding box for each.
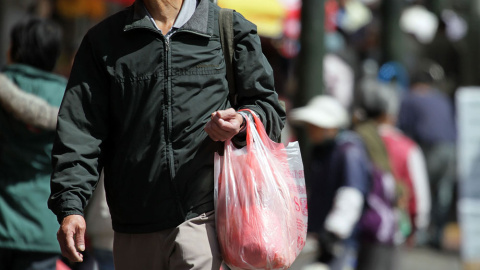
[0,17,66,270]
[290,95,370,270]
[397,60,456,249]
[85,172,114,270]
[0,68,101,270]
[354,80,431,270]
[353,85,402,270]
[323,53,355,110]
[47,0,285,269]
[360,80,431,245]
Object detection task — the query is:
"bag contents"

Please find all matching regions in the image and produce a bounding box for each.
[214,110,308,270]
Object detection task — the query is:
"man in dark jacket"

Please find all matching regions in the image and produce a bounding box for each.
[48,0,285,269]
[397,61,456,249]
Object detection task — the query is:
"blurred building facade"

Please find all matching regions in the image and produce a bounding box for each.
[1,0,479,91]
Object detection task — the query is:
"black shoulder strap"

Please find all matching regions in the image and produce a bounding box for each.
[218,8,237,107]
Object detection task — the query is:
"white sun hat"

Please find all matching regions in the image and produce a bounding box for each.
[289,95,350,129]
[400,5,439,44]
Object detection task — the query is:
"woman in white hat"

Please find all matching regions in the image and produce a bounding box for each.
[290,95,371,270]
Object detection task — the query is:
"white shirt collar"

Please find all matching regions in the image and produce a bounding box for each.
[144,0,197,33]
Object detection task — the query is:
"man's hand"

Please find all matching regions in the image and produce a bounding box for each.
[204,108,244,142]
[57,215,86,263]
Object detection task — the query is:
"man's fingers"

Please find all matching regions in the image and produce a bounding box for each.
[57,215,86,263]
[205,122,231,141]
[75,225,86,252]
[204,122,218,141]
[210,112,236,132]
[214,108,236,120]
[58,229,83,262]
[210,115,231,131]
[206,109,244,141]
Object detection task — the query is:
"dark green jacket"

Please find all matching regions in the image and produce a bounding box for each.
[0,64,66,253]
[49,0,285,233]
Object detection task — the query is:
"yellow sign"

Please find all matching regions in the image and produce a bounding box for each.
[217,0,287,38]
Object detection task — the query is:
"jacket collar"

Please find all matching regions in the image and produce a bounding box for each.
[124,0,213,37]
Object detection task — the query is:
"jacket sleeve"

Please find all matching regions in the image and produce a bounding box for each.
[397,97,416,140]
[48,33,109,223]
[342,143,371,196]
[231,11,286,143]
[324,187,364,239]
[408,146,431,230]
[0,73,59,130]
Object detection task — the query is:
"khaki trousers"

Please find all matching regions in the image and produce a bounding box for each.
[113,211,222,270]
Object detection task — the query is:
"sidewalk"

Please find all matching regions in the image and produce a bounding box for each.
[399,247,461,270]
[290,237,462,270]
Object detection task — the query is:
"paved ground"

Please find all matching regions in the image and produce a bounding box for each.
[289,237,462,270]
[398,247,461,270]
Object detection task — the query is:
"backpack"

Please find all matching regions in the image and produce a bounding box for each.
[218,8,237,107]
[359,167,398,244]
[355,121,412,244]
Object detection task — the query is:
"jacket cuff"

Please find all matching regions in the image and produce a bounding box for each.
[231,114,247,148]
[57,211,85,224]
[53,199,85,224]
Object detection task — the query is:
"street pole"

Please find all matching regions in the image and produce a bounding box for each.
[296,0,324,107]
[463,0,480,86]
[0,0,6,67]
[380,0,405,65]
[295,0,325,188]
[428,0,448,15]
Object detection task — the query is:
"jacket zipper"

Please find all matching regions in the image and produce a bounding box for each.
[164,30,211,218]
[164,37,174,180]
[125,26,211,219]
[163,36,186,218]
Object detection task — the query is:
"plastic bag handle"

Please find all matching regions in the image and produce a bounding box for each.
[238,108,284,151]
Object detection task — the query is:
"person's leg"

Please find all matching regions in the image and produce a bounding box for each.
[93,248,115,270]
[113,211,221,270]
[423,144,443,247]
[356,241,377,270]
[6,250,59,270]
[169,211,222,270]
[434,144,457,247]
[328,242,358,270]
[113,229,171,270]
[356,242,396,270]
[424,143,456,248]
[0,248,14,270]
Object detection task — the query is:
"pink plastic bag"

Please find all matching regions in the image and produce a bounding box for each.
[214,110,308,270]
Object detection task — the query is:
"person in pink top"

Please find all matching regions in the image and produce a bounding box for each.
[379,123,431,243]
[360,81,431,246]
